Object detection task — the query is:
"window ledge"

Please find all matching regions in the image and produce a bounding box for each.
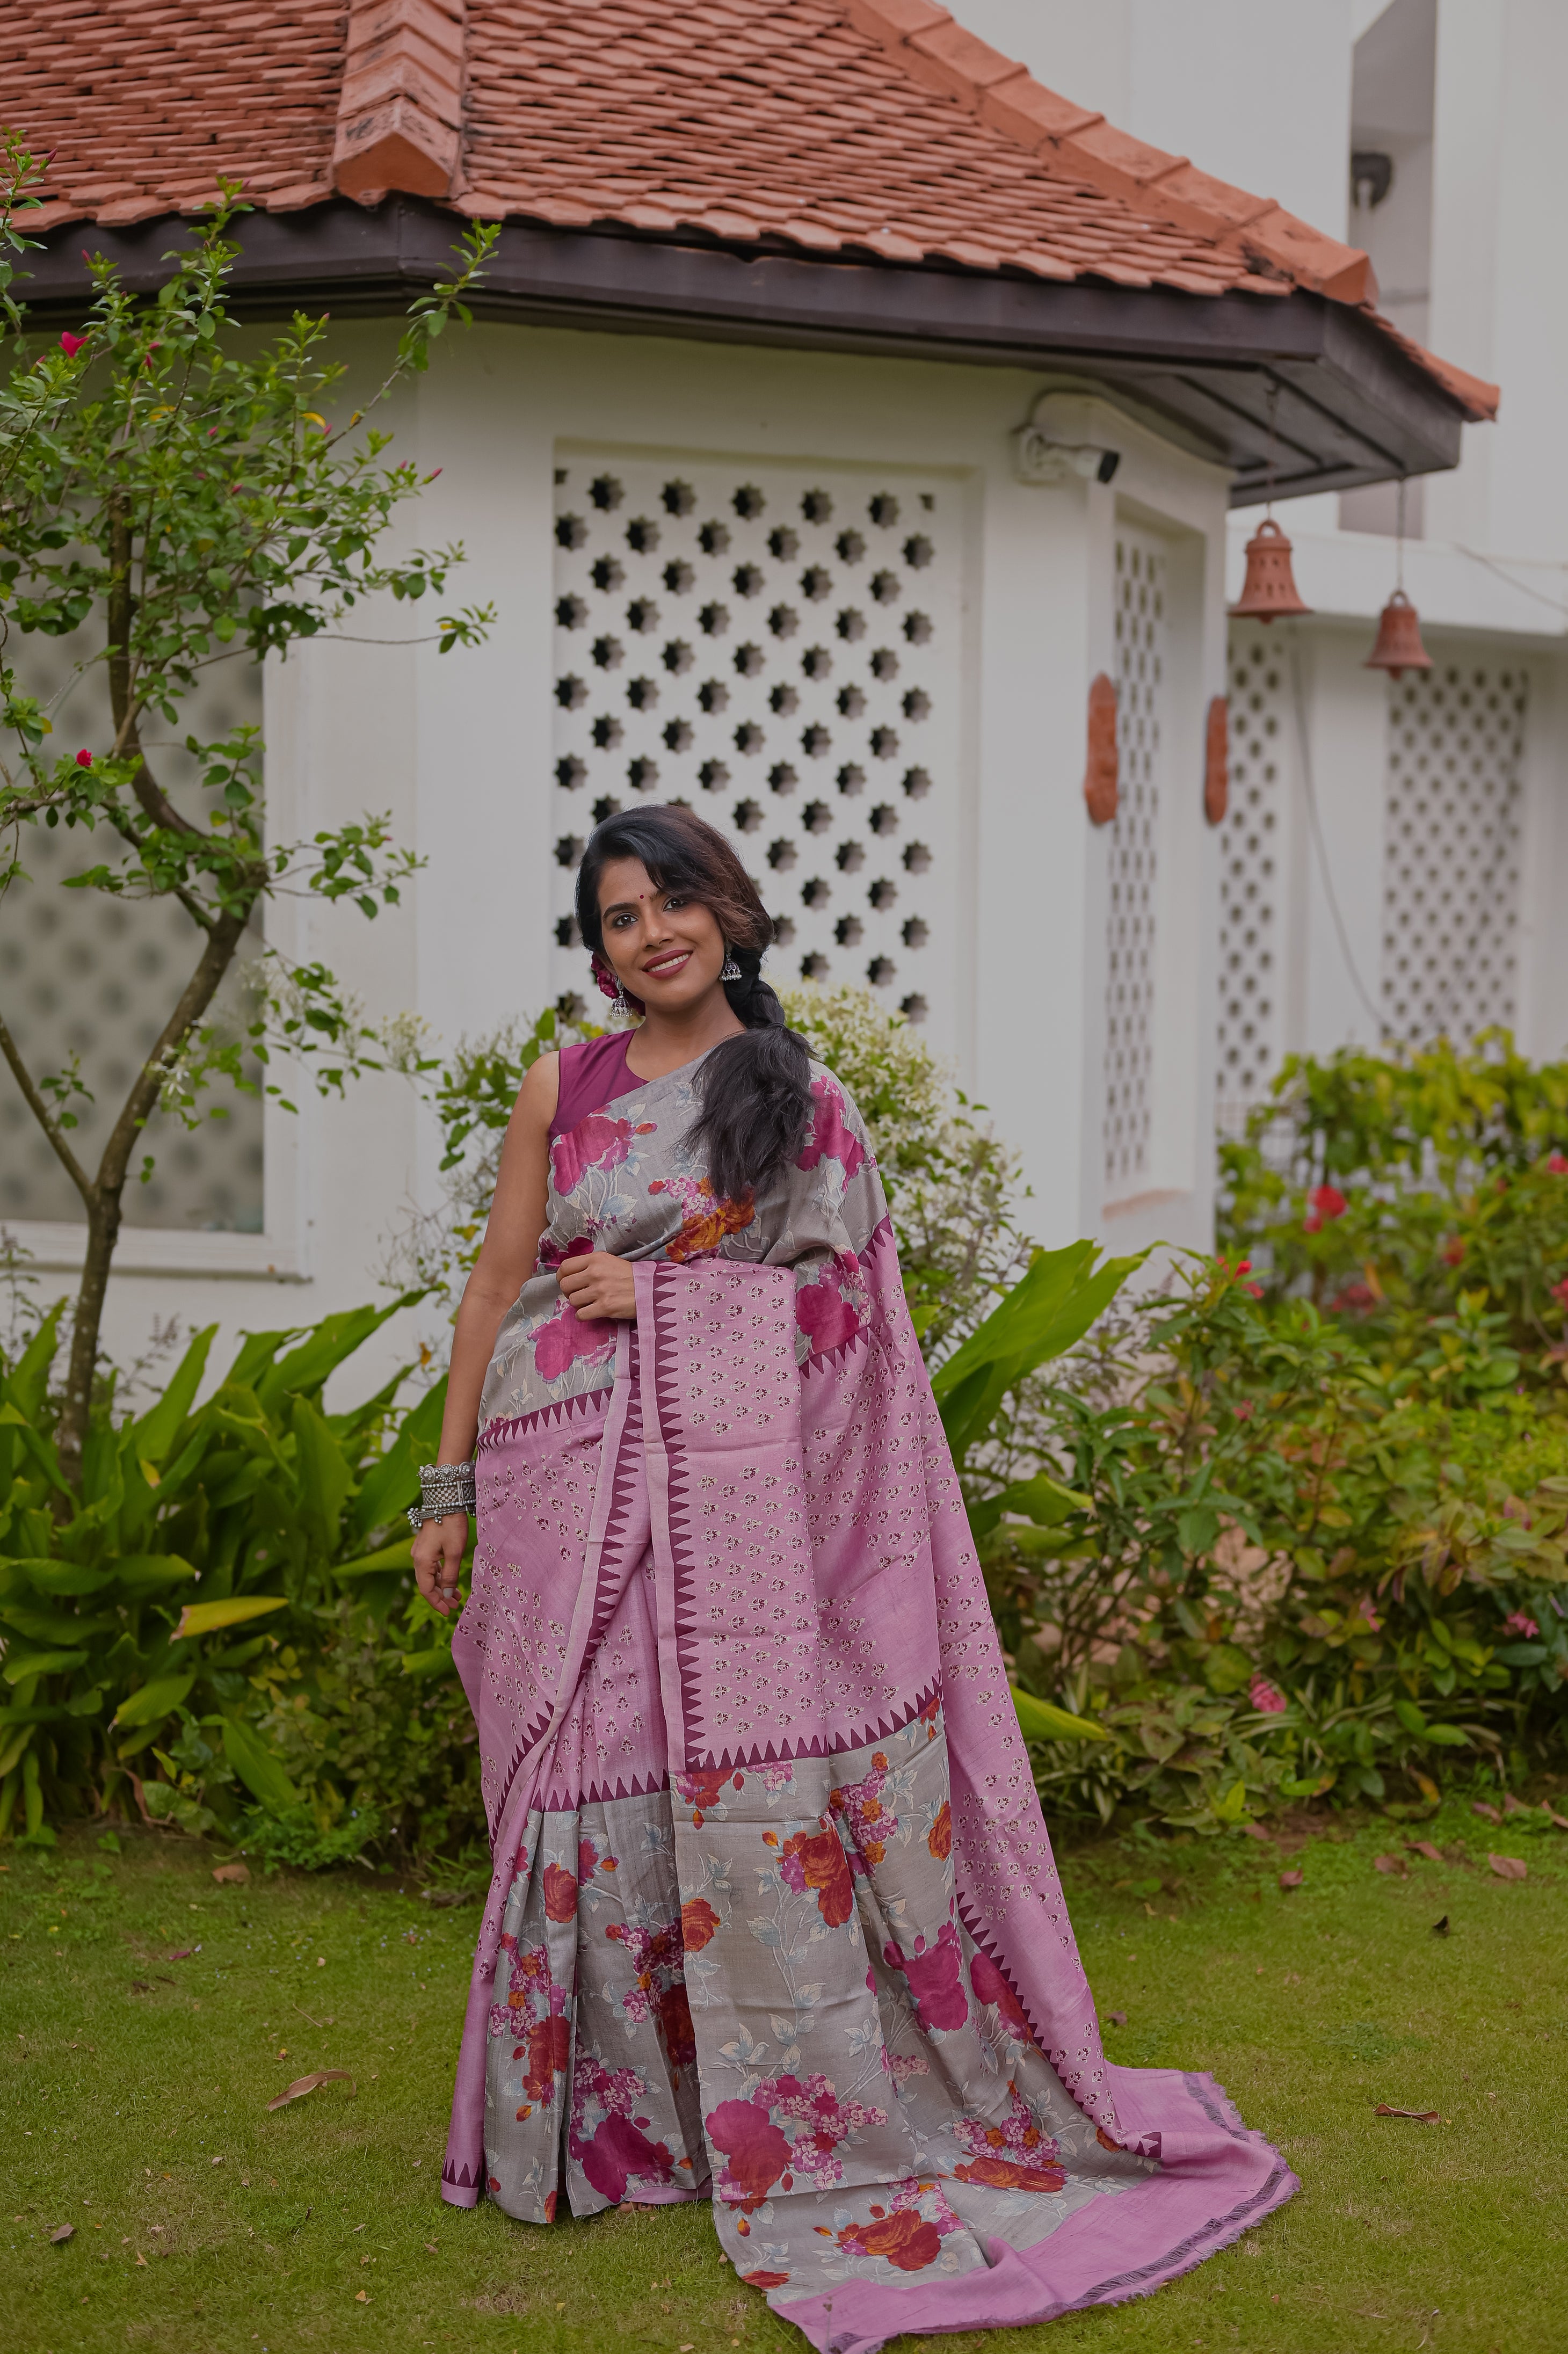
[3,1221,309,1282]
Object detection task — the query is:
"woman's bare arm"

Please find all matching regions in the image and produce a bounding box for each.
[411,1051,558,1614]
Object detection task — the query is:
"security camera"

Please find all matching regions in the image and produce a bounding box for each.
[1012,427,1121,486]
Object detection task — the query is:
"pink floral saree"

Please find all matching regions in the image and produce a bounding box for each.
[442,1047,1295,2351]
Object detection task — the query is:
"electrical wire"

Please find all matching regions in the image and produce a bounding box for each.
[1453,543,1568,620]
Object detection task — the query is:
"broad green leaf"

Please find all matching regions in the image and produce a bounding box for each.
[129,1324,216,1465]
[1011,1687,1109,1742]
[3,1302,63,1428]
[1424,1723,1471,1746]
[351,1377,446,1538]
[2,1557,114,1598]
[113,1672,196,1730]
[1211,1778,1250,1823]
[1393,1698,1429,1735]
[107,1555,201,1595]
[400,1643,458,1679]
[3,1647,88,1684]
[222,1714,299,1809]
[291,1394,352,1556]
[933,1241,1146,1465]
[172,1595,288,1641]
[0,1601,115,1646]
[334,1538,415,1579]
[969,1469,1092,1542]
[257,1298,412,1411]
[1202,1644,1253,1697]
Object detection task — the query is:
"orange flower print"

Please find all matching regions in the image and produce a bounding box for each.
[742,2268,790,2288]
[680,1897,721,1952]
[649,1172,756,1260]
[953,2152,1066,2193]
[926,1800,952,1861]
[779,1825,855,1928]
[542,1862,578,1922]
[837,2207,942,2271]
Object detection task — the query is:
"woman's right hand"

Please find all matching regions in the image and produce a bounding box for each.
[412,1512,469,1618]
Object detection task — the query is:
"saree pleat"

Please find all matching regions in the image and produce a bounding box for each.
[441,1052,1296,2351]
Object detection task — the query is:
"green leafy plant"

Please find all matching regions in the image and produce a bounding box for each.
[0,139,496,1478]
[0,1298,470,1856]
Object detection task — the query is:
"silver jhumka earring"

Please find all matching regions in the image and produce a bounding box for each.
[720,948,743,983]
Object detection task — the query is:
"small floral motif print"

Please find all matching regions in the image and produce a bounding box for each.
[542,1862,579,1923]
[883,1919,967,2032]
[779,1822,855,1927]
[829,1751,898,1869]
[648,1171,756,1259]
[707,2074,888,2208]
[680,1897,722,1951]
[578,1835,619,1881]
[551,1110,638,1195]
[953,2083,1065,2193]
[968,1949,1030,2038]
[796,1077,867,1179]
[926,1799,952,1860]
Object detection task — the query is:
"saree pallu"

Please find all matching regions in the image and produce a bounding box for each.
[444,1054,1295,2353]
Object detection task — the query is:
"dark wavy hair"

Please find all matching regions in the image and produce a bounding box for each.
[574,804,812,1202]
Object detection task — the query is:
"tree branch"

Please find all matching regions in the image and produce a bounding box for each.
[0,1006,94,1208]
[93,901,250,1200]
[106,493,199,840]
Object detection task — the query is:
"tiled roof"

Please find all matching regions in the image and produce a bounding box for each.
[6,0,1498,423]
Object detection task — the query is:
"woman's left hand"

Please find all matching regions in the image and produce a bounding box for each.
[557,1248,637,1321]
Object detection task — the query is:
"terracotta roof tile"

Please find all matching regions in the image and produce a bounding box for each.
[5,0,1497,423]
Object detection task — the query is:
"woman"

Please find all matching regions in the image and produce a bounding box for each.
[413,806,1292,2351]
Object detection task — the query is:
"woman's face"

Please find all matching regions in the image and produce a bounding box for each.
[596,856,728,1013]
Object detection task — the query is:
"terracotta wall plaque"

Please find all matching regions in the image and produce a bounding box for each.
[1083,671,1119,825]
[1204,694,1229,825]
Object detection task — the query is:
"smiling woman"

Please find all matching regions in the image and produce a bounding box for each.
[405,804,1293,2350]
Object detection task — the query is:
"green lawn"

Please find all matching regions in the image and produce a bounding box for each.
[4,1805,1565,2354]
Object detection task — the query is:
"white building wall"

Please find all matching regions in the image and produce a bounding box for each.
[17,324,1229,1396]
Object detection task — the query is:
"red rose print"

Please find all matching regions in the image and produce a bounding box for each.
[550,1111,636,1195]
[954,2153,1065,2193]
[658,1981,696,2071]
[927,1800,952,1861]
[797,1078,867,1179]
[705,2098,791,2208]
[577,2113,675,2204]
[969,1950,1030,2036]
[883,1920,967,2032]
[523,2015,570,2100]
[742,2269,791,2288]
[840,2208,942,2270]
[542,1863,578,1922]
[795,1277,861,1355]
[533,1297,616,1384]
[779,1827,855,1928]
[680,1897,721,1951]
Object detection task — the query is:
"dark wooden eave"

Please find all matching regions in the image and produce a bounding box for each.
[28,197,1468,505]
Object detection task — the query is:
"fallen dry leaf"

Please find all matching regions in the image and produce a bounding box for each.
[1372,1854,1407,1876]
[1405,1842,1443,1863]
[1107,2010,1127,2027]
[135,2252,148,2267]
[424,2241,438,2254]
[1431,1915,1450,1936]
[267,2069,355,2113]
[355,2290,368,2303]
[212,1862,250,1885]
[1375,2104,1439,2123]
[50,2223,74,2244]
[1279,1869,1304,1890]
[1488,1854,1528,1881]
[166,1948,194,1962]
[1471,1801,1501,1823]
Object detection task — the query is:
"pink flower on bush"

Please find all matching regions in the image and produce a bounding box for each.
[1248,1672,1287,1715]
[75,748,92,767]
[1549,1153,1568,1175]
[1504,1611,1540,1639]
[1358,1597,1384,1633]
[1304,1184,1347,1235]
[59,330,86,357]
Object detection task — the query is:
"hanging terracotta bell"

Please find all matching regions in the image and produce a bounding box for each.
[1363,587,1432,679]
[1229,516,1312,622]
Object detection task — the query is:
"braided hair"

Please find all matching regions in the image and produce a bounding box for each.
[574,805,812,1202]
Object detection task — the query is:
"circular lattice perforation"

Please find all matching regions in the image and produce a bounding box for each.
[1216,627,1286,1123]
[1380,660,1526,1047]
[1104,529,1166,1195]
[551,457,958,1034]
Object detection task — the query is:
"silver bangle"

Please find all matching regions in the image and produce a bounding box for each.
[406,1459,476,1532]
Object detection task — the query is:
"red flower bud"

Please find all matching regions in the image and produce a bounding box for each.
[59,330,86,357]
[75,748,93,767]
[1309,1185,1347,1220]
[1442,1237,1465,1268]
